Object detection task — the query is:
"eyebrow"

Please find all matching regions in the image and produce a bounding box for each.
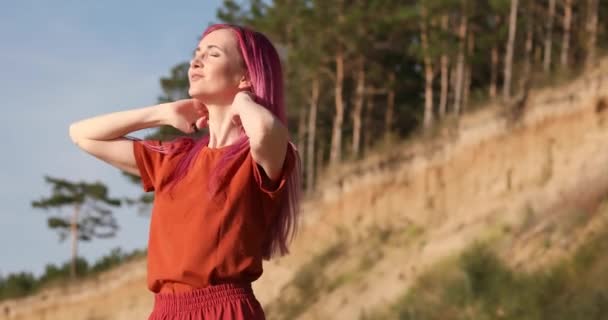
[192,45,224,56]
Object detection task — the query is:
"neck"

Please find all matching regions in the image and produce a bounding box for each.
[205,102,241,149]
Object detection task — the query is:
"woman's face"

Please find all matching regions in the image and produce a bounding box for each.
[188,28,248,103]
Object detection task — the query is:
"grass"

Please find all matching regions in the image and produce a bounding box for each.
[363,220,608,320]
[267,239,347,319]
[0,247,146,302]
[267,221,426,319]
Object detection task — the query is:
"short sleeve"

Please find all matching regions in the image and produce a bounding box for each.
[132,140,172,192]
[252,142,297,200]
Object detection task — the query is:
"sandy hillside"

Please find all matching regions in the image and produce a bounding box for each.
[4,59,608,320]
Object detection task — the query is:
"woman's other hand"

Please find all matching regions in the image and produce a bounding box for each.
[165,99,209,133]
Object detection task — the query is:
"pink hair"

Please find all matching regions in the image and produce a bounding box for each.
[136,24,302,260]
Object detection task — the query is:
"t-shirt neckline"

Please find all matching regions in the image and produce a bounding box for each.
[204,144,233,153]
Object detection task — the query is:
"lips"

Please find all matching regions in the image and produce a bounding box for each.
[190,75,203,81]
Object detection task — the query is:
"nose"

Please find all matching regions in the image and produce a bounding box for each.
[190,56,203,69]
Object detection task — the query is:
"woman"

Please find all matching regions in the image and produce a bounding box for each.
[69,23,302,319]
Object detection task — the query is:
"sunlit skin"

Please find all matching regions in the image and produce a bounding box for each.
[187,28,252,149]
[68,28,288,184]
[185,28,289,182]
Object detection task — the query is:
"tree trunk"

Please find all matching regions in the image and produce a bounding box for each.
[450,62,457,112]
[330,49,345,165]
[586,0,598,69]
[297,105,307,156]
[71,204,80,279]
[420,6,434,129]
[454,9,467,115]
[561,0,572,69]
[490,46,499,99]
[384,72,396,141]
[439,14,449,118]
[306,76,319,192]
[543,0,556,72]
[463,32,475,110]
[363,96,374,156]
[522,7,534,91]
[316,135,325,186]
[503,0,518,101]
[351,56,366,157]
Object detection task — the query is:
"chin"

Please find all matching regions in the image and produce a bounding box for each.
[188,88,206,99]
[189,91,217,104]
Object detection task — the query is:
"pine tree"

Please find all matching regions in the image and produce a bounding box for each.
[31,176,121,278]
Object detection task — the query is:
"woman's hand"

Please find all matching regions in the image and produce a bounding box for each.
[229,90,290,182]
[164,99,208,133]
[229,90,255,127]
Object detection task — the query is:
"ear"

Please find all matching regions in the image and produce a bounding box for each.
[237,73,252,90]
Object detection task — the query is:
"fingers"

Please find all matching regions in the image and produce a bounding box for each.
[195,116,208,130]
[188,100,207,134]
[192,99,208,114]
[186,116,208,135]
[231,115,242,127]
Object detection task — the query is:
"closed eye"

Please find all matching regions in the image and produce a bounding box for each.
[191,52,220,60]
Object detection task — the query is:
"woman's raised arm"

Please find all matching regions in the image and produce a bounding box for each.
[68,100,206,176]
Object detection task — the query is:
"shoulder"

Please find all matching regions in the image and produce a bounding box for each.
[250,142,299,200]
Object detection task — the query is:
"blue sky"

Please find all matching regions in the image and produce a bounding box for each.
[0,1,223,277]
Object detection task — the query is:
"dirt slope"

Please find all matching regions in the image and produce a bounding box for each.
[4,59,608,320]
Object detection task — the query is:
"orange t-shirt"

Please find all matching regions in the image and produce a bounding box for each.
[132,139,296,294]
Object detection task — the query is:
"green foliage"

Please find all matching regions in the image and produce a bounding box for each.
[159,0,608,196]
[32,176,122,243]
[158,62,190,103]
[365,225,608,319]
[0,272,37,300]
[0,247,146,302]
[268,239,347,319]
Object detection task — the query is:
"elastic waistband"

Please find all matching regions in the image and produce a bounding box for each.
[153,282,254,313]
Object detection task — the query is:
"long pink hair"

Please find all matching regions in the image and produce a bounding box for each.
[133,24,302,260]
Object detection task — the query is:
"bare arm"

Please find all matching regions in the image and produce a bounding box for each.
[233,92,289,182]
[69,100,204,176]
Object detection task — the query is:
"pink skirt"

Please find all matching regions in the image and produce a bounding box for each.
[148,282,265,319]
